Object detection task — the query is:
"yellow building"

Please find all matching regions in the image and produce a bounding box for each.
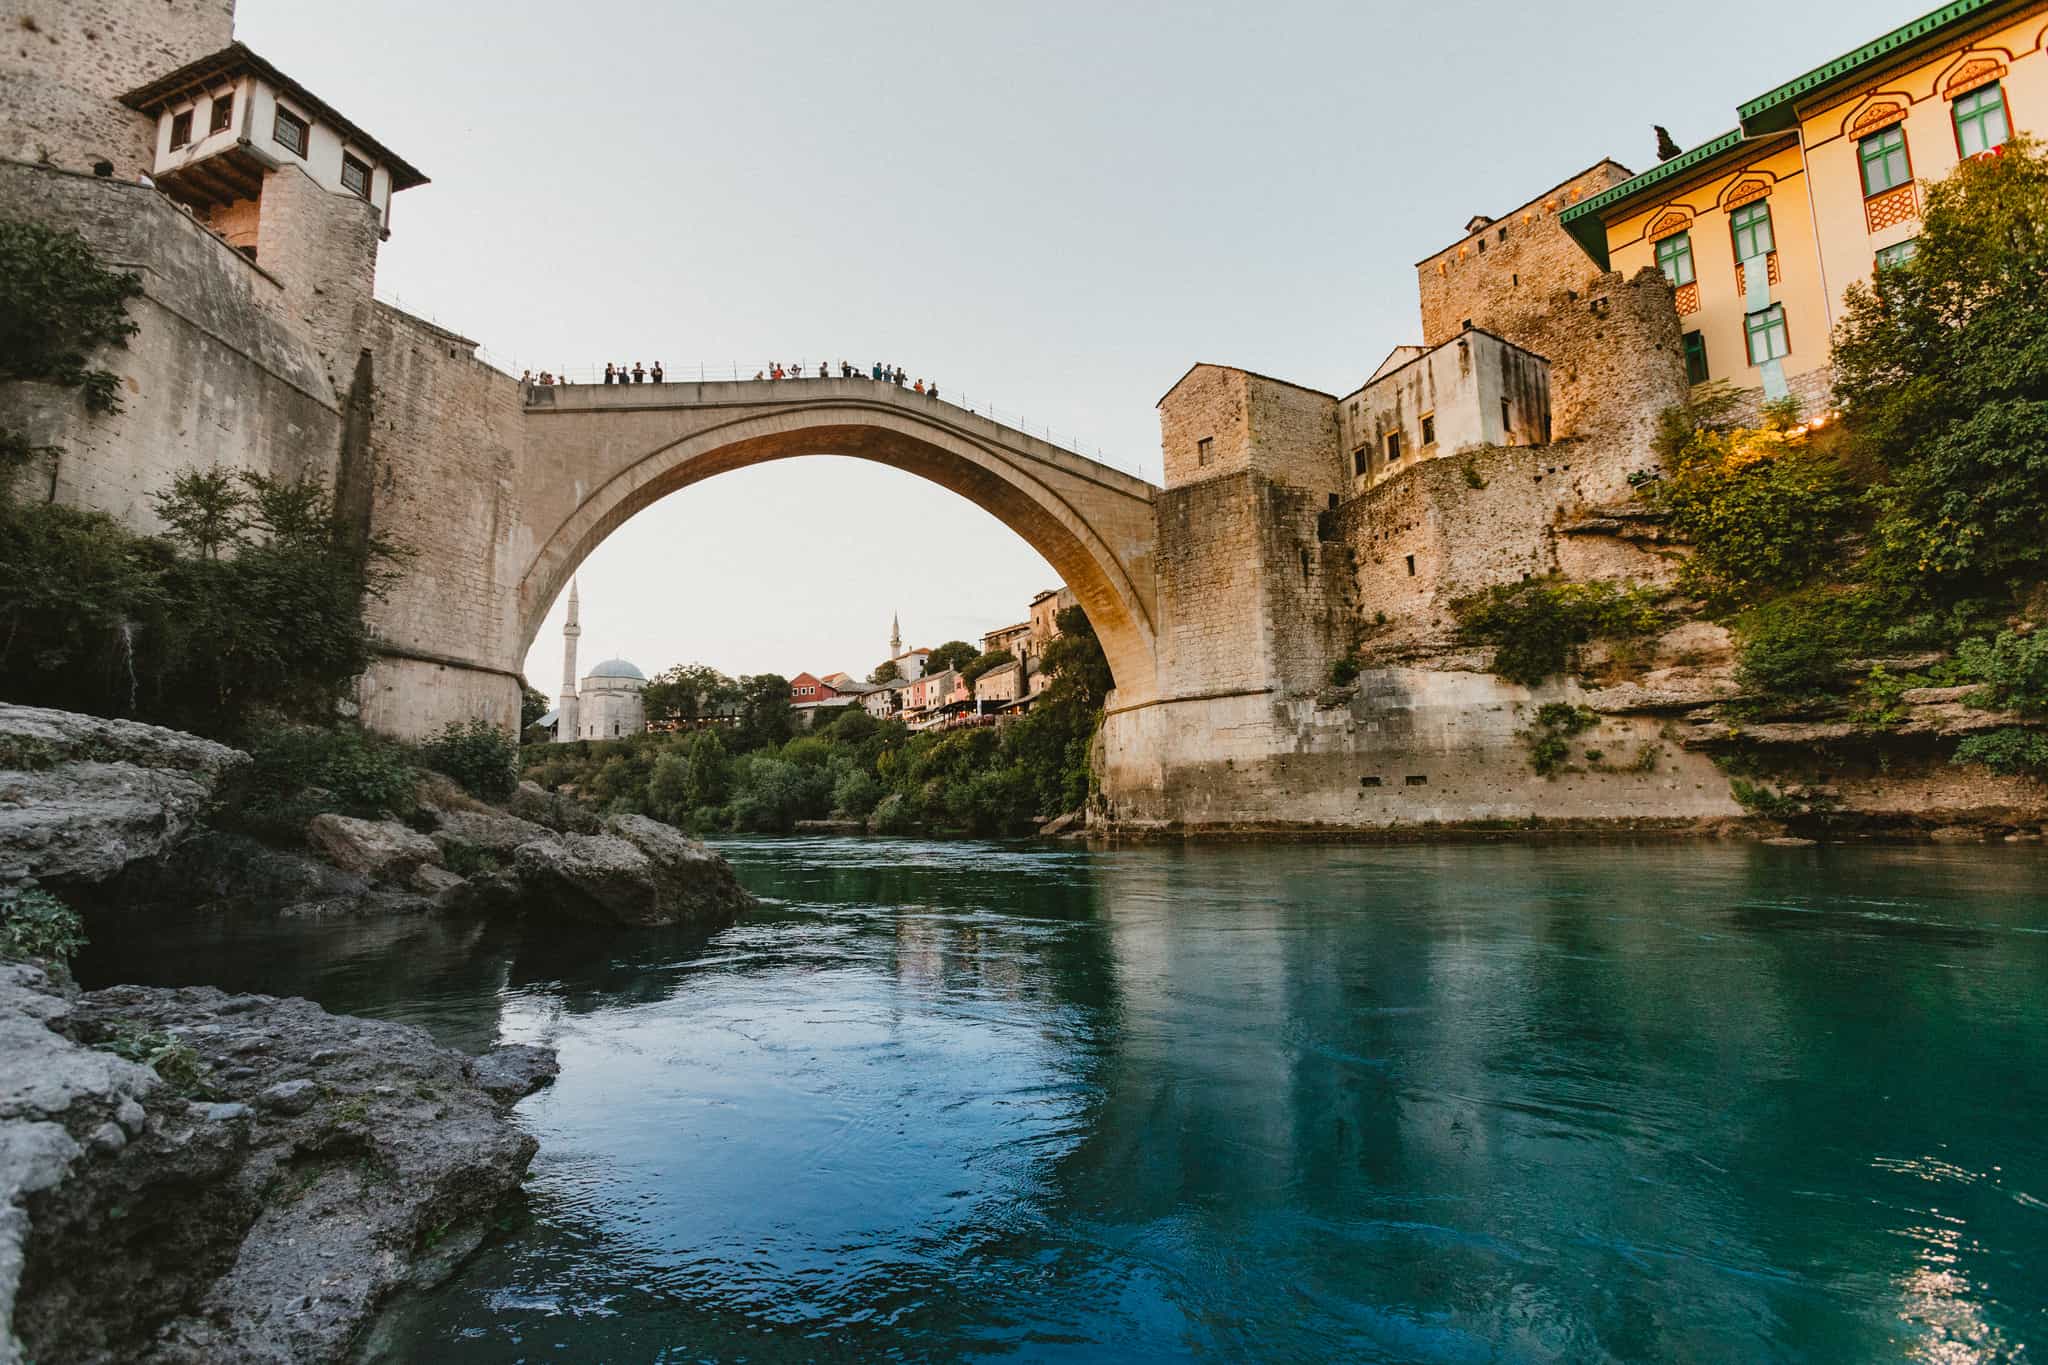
[1561,0,2047,405]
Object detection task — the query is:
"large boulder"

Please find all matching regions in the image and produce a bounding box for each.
[509,818,756,928]
[429,807,555,859]
[505,780,602,834]
[0,706,247,885]
[0,968,551,1365]
[304,814,442,884]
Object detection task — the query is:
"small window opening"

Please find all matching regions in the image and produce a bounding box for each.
[1500,398,1512,434]
[1405,774,1428,786]
[1385,431,1402,462]
[273,106,308,157]
[169,109,193,149]
[1360,775,1382,788]
[341,152,372,200]
[1352,447,1369,477]
[1404,554,1416,577]
[1196,436,1214,467]
[1300,547,1312,579]
[1420,413,1436,446]
[209,93,233,134]
[1498,225,1508,242]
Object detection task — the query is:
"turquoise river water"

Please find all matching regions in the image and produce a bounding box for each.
[79,839,2048,1363]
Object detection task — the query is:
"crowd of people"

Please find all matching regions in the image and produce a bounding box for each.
[519,360,940,398]
[753,361,938,398]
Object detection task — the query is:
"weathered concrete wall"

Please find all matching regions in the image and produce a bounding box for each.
[1338,330,1551,492]
[1158,366,1340,494]
[1099,668,1738,831]
[354,304,527,738]
[0,0,232,178]
[253,164,382,389]
[0,161,339,529]
[1416,162,1634,350]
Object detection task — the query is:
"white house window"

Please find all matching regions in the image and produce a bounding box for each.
[209,93,233,134]
[169,110,193,150]
[341,153,371,199]
[274,106,308,157]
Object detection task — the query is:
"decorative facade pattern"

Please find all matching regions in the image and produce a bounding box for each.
[1674,281,1700,315]
[1733,252,1782,294]
[1864,182,1918,234]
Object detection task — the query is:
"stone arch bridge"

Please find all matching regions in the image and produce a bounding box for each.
[358,378,1162,732]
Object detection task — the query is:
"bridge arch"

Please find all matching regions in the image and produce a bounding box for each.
[514,381,1160,703]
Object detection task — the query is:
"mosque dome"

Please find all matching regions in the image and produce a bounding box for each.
[586,658,645,682]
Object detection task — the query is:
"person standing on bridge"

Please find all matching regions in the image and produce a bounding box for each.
[893,367,906,388]
[603,363,615,385]
[871,361,882,381]
[651,362,664,383]
[929,381,939,401]
[913,378,925,395]
[818,361,828,379]
[632,362,646,384]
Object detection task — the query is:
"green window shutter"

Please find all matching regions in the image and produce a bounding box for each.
[1858,127,1910,195]
[1744,304,1789,365]
[1682,330,1709,385]
[1655,233,1695,286]
[1731,201,1775,260]
[1954,84,2010,157]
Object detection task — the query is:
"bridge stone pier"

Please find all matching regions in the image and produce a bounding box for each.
[355,377,1165,738]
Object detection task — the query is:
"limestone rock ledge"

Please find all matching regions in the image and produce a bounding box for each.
[0,705,248,885]
[0,963,553,1365]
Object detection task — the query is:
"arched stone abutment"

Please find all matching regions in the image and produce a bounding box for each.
[514,385,1160,703]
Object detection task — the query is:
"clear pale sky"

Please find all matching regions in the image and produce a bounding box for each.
[236,0,1896,697]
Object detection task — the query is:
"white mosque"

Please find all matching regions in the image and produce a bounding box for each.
[549,581,647,741]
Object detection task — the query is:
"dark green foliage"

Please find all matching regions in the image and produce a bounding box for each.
[230,723,417,840]
[1834,136,2048,591]
[0,219,142,414]
[1645,423,1855,605]
[1521,703,1600,778]
[420,717,519,801]
[1954,630,2048,713]
[520,682,550,731]
[1453,577,1665,686]
[1733,593,1851,699]
[642,663,740,726]
[0,467,403,733]
[0,886,86,964]
[925,640,979,675]
[521,608,1113,837]
[735,673,792,750]
[868,658,901,684]
[1329,654,1361,687]
[1952,727,2048,777]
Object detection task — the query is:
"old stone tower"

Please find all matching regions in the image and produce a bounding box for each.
[556,580,582,744]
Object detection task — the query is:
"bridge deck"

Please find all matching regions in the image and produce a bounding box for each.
[522,376,1158,497]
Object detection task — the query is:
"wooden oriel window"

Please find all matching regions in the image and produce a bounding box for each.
[209,92,233,134]
[273,106,308,157]
[169,110,193,150]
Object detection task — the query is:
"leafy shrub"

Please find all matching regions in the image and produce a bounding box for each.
[1521,702,1600,778]
[1954,630,2048,713]
[420,717,519,800]
[233,723,417,840]
[1646,423,1855,605]
[1734,595,1852,699]
[1952,728,2048,777]
[0,886,86,963]
[1330,654,1361,687]
[1454,578,1664,686]
[0,219,142,413]
[1729,778,1838,821]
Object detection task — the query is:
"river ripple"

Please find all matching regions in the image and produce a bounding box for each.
[78,839,2048,1362]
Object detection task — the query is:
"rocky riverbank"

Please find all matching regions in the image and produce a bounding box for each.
[0,962,555,1365]
[0,703,763,1361]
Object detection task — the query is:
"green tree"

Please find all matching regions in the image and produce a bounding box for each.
[0,219,143,414]
[959,649,1014,690]
[153,467,245,560]
[868,658,901,684]
[520,681,551,731]
[643,662,738,725]
[926,640,978,674]
[685,729,731,807]
[1833,134,2048,592]
[735,673,792,750]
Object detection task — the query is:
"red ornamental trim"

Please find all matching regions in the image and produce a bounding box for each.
[1724,177,1773,211]
[1945,57,2006,98]
[1849,102,1909,138]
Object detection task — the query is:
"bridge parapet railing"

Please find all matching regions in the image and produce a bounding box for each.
[515,367,1149,483]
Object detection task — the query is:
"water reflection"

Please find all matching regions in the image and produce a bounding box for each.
[77,840,2048,1362]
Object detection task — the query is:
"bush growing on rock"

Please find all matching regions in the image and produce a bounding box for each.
[421,716,520,801]
[0,885,85,964]
[232,723,417,840]
[1453,577,1664,686]
[1952,727,2048,777]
